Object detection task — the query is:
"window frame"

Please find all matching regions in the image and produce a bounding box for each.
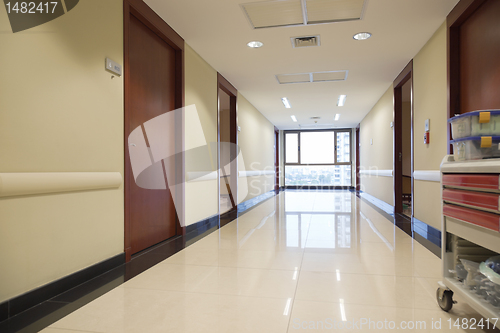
[284,131,301,164]
[284,129,352,166]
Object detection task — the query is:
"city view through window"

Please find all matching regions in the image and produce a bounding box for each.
[285,131,351,186]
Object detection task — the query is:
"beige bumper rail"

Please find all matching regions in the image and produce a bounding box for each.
[0,172,122,198]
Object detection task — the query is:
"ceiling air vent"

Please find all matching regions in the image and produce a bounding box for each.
[292,35,320,48]
[276,70,348,84]
[306,0,365,24]
[312,71,347,82]
[276,73,311,84]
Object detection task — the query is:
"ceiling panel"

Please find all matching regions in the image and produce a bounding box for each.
[276,73,311,84]
[312,71,348,82]
[306,0,365,24]
[242,0,304,29]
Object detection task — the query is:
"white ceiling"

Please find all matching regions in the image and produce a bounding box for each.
[145,0,459,130]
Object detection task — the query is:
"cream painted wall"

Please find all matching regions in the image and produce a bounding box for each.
[413,22,448,231]
[359,22,447,231]
[184,46,275,223]
[237,94,275,201]
[184,44,219,226]
[414,181,442,230]
[0,0,123,302]
[359,86,395,206]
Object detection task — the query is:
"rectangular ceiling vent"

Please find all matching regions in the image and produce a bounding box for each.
[276,70,348,84]
[306,0,365,24]
[241,0,366,29]
[276,73,311,84]
[292,35,320,48]
[312,71,347,82]
[241,0,304,29]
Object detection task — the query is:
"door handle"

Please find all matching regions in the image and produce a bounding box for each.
[399,152,402,162]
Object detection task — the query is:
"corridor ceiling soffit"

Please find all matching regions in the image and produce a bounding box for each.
[145,0,459,129]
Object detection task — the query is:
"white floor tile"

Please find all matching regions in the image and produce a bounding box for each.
[46,191,497,333]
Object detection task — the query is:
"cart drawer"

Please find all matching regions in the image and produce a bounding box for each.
[443,204,500,231]
[443,189,500,211]
[442,174,500,190]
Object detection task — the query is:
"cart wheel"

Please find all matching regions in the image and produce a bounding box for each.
[436,288,454,312]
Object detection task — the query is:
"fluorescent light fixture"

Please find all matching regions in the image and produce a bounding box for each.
[334,114,340,121]
[336,269,341,281]
[353,32,372,40]
[291,115,297,122]
[337,95,346,107]
[282,97,292,109]
[247,41,263,48]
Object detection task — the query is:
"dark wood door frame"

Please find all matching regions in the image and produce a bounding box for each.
[124,0,185,262]
[393,60,414,217]
[355,124,360,192]
[274,126,280,192]
[217,73,238,213]
[447,0,488,154]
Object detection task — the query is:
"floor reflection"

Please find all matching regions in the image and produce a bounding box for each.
[37,190,495,333]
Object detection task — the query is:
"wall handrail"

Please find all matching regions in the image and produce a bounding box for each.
[238,170,275,178]
[359,169,393,177]
[0,172,122,198]
[413,170,440,182]
[186,169,275,182]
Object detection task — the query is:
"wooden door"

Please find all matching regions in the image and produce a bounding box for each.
[393,61,413,217]
[447,0,499,153]
[275,127,280,191]
[217,74,238,217]
[126,14,177,255]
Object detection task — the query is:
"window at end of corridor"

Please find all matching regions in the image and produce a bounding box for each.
[285,130,352,186]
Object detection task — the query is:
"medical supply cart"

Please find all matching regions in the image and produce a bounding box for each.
[437,155,500,329]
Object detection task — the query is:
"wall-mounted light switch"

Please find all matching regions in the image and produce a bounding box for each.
[105,58,122,76]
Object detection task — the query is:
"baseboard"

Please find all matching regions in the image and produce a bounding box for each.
[413,217,442,257]
[185,214,219,236]
[220,208,238,228]
[0,253,125,322]
[238,190,278,213]
[357,191,395,216]
[356,190,442,256]
[184,189,280,240]
[0,301,7,322]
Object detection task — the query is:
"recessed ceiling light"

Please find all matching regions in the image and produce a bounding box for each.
[353,32,372,40]
[247,41,264,48]
[291,115,297,122]
[337,95,346,107]
[335,114,341,121]
[282,97,291,109]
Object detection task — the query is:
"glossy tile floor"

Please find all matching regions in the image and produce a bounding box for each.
[41,191,498,332]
